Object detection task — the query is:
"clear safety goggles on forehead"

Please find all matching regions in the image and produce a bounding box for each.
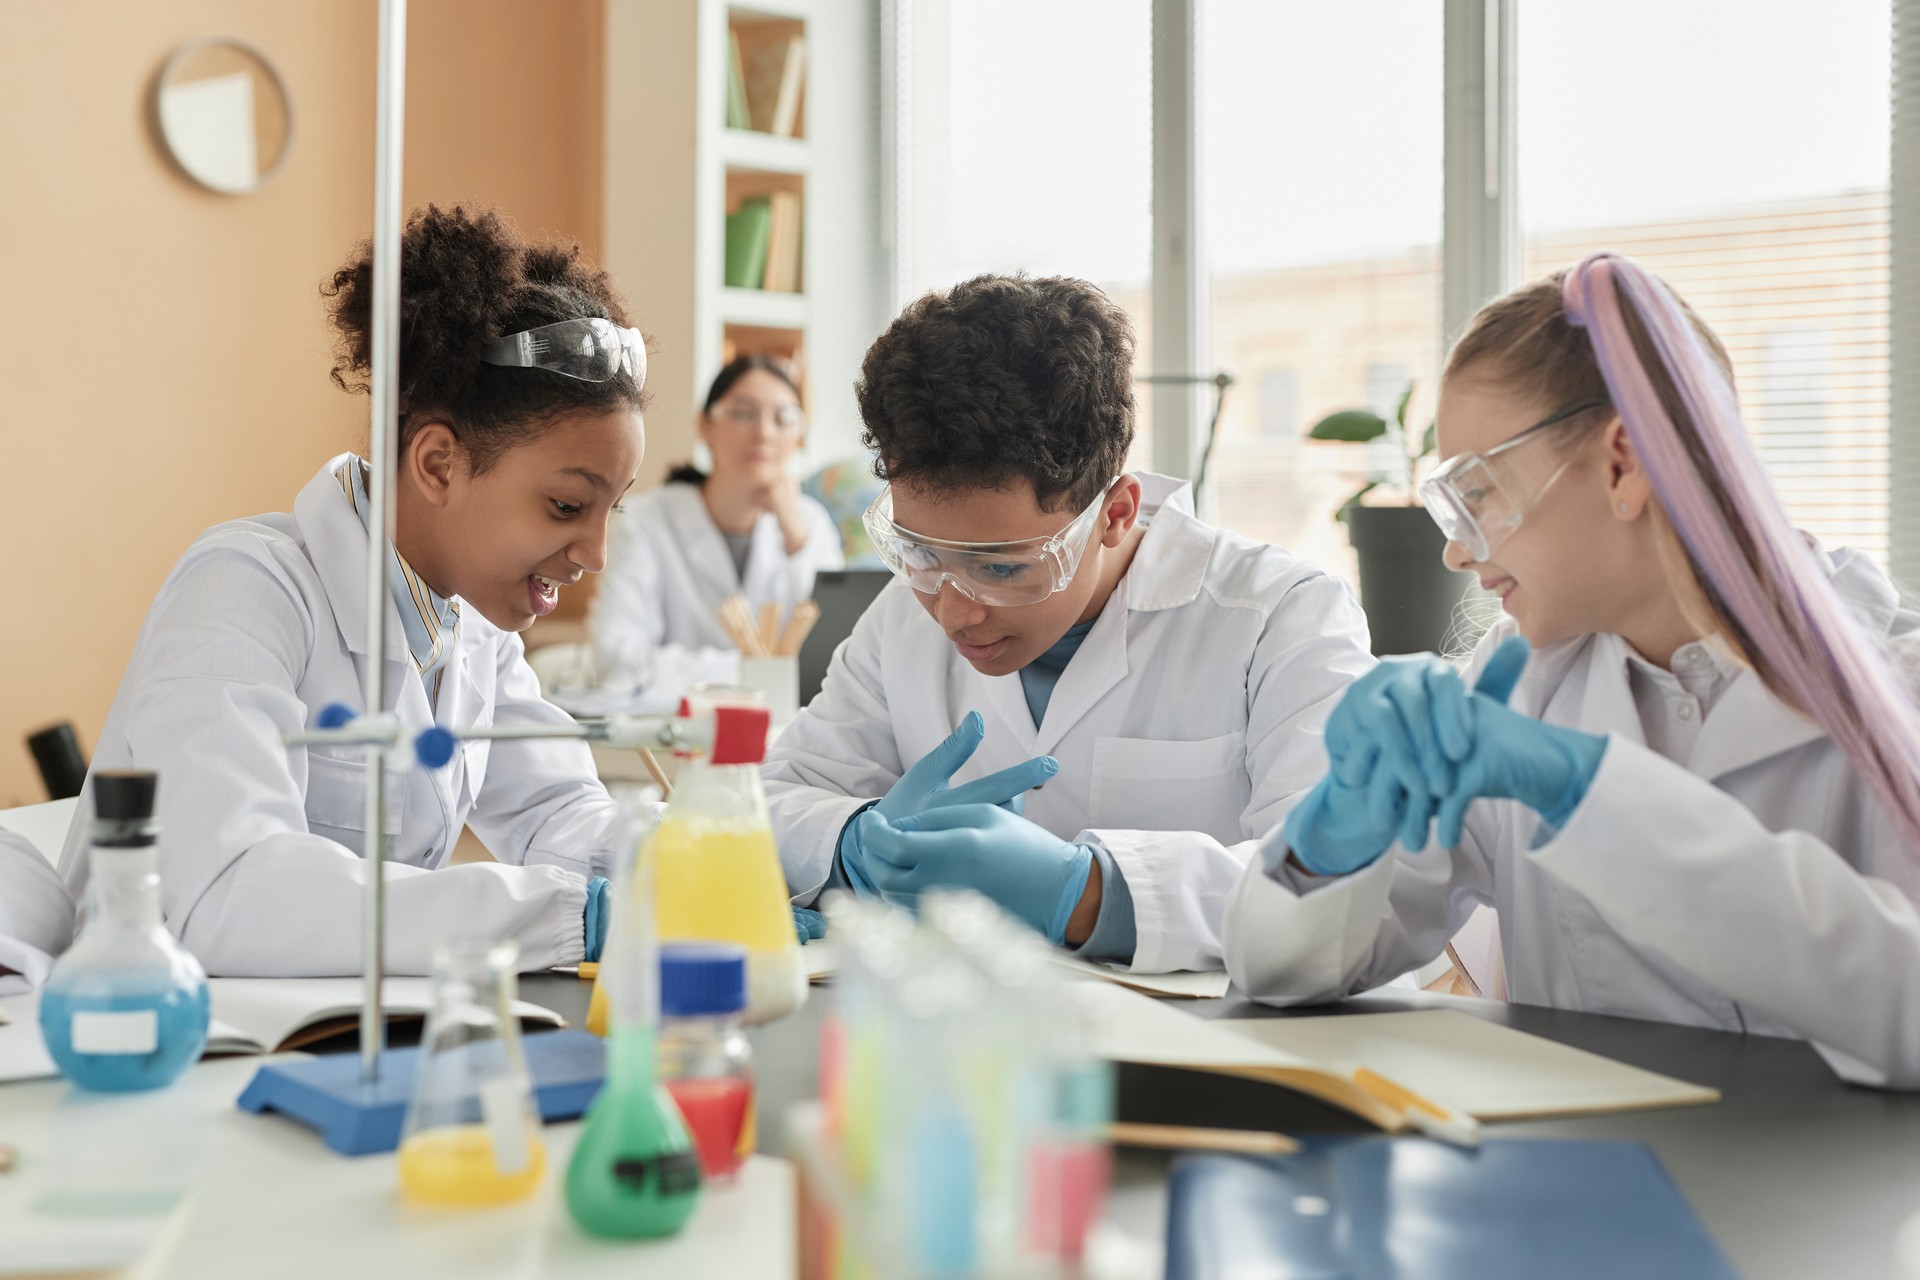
[863,479,1119,608]
[1418,396,1608,562]
[480,317,647,384]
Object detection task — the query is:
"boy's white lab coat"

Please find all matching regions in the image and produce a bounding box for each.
[0,831,72,994]
[59,456,620,978]
[1226,545,1920,1087]
[765,475,1375,972]
[590,481,843,681]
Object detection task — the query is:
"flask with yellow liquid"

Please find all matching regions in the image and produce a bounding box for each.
[396,939,546,1207]
[589,692,803,1029]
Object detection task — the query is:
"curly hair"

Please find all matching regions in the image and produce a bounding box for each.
[855,274,1135,512]
[322,204,648,472]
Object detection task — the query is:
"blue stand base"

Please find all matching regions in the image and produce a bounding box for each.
[235,1029,608,1156]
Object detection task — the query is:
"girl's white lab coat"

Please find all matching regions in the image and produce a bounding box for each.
[0,831,72,994]
[589,481,843,681]
[765,475,1375,973]
[1226,545,1920,1087]
[59,456,620,978]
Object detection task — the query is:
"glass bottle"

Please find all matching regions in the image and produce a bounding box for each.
[648,690,804,1023]
[566,791,703,1239]
[657,942,755,1183]
[39,770,210,1092]
[396,938,546,1207]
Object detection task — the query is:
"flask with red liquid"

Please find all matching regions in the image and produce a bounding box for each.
[658,943,755,1183]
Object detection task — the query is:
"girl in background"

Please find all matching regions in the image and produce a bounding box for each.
[590,356,842,694]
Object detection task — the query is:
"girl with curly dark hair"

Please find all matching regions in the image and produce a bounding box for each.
[59,206,647,977]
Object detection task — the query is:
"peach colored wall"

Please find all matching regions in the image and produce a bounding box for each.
[0,0,607,805]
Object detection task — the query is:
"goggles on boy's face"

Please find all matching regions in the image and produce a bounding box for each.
[1418,396,1608,563]
[480,318,647,384]
[863,479,1120,608]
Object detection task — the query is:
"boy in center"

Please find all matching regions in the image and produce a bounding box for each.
[765,274,1374,971]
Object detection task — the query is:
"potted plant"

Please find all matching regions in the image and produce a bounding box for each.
[1309,383,1471,656]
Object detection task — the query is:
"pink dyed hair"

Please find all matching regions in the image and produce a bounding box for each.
[1561,251,1920,852]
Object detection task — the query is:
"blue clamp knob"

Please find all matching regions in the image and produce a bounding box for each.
[414,726,459,770]
[316,703,358,730]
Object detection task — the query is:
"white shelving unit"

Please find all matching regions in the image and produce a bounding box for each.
[605,0,885,480]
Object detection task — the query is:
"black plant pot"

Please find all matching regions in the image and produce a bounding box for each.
[1345,505,1473,656]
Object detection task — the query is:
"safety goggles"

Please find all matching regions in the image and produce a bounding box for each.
[1418,396,1608,562]
[480,318,647,384]
[863,479,1118,607]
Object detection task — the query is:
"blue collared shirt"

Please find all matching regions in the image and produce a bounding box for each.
[334,457,461,703]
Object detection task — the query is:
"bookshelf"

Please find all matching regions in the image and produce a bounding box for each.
[605,0,882,485]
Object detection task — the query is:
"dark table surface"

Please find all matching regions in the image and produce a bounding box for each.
[519,972,1920,1279]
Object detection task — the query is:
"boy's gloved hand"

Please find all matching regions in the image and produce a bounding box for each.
[839,711,1058,895]
[852,805,1093,945]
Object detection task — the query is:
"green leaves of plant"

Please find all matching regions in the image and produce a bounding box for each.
[1308,410,1388,443]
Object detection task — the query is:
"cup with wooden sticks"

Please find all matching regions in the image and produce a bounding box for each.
[718,596,820,725]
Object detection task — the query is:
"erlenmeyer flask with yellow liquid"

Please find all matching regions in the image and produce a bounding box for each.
[590,691,804,1030]
[396,939,546,1207]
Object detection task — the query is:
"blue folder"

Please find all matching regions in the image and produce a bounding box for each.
[1165,1138,1738,1280]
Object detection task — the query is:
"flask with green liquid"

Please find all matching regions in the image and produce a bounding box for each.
[565,792,702,1239]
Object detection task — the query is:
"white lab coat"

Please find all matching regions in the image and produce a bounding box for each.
[1225,545,1920,1087]
[60,456,622,978]
[589,481,844,683]
[765,475,1375,972]
[0,831,72,994]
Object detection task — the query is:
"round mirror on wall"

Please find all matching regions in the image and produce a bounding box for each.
[151,38,293,195]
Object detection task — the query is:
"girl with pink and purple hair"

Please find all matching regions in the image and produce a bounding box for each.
[1226,252,1920,1087]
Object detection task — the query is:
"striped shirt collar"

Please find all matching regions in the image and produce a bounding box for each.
[333,457,460,695]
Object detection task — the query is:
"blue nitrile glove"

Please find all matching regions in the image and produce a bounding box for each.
[583,875,611,963]
[838,711,1059,896]
[853,805,1094,945]
[792,905,826,944]
[1279,770,1405,876]
[1434,637,1608,847]
[1322,654,1476,855]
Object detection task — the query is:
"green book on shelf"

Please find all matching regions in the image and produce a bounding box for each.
[725,197,773,289]
[726,30,752,131]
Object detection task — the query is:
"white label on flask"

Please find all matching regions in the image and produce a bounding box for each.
[480,1076,531,1175]
[70,1009,159,1054]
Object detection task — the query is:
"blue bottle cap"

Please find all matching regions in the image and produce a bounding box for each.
[659,943,748,1018]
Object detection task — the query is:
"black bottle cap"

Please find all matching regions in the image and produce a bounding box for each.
[93,770,159,823]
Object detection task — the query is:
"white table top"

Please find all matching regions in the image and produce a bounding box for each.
[0,1055,794,1280]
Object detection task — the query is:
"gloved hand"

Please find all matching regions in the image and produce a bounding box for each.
[1433,637,1607,847]
[583,875,611,963]
[1278,770,1404,876]
[839,711,1059,896]
[852,804,1094,945]
[1322,654,1476,854]
[792,905,826,945]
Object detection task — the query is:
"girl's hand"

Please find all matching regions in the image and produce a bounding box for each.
[764,473,809,555]
[1323,655,1475,853]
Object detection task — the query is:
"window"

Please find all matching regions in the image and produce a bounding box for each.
[1517,0,1891,560]
[891,0,1158,471]
[1259,370,1299,440]
[1200,0,1444,577]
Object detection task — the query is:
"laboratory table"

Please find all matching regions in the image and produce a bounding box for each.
[520,973,1920,1280]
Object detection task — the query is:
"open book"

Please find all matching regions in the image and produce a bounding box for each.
[1082,981,1719,1133]
[204,978,565,1054]
[801,942,1231,999]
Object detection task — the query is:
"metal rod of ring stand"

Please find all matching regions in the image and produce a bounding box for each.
[360,0,408,1084]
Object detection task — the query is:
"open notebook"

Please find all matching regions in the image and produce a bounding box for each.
[203,978,564,1054]
[801,941,1231,999]
[1082,981,1720,1132]
[0,979,565,1083]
